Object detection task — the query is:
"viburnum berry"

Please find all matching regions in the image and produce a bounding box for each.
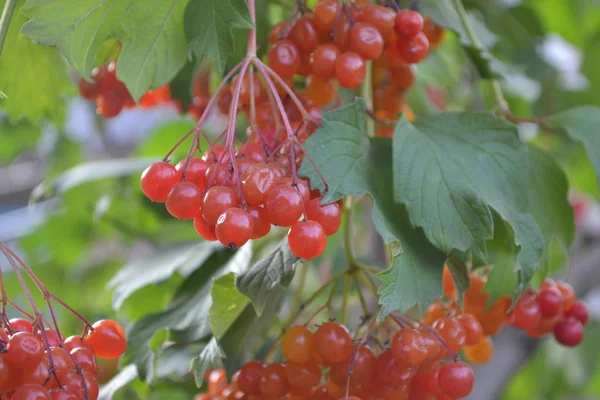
[391,328,428,366]
[315,322,353,364]
[285,361,321,388]
[268,40,301,79]
[265,185,304,226]
[9,317,34,333]
[438,362,474,398]
[554,317,584,347]
[5,332,44,369]
[511,292,542,331]
[70,346,99,375]
[18,358,49,386]
[202,186,240,225]
[310,44,341,80]
[312,0,338,31]
[246,205,271,239]
[464,335,494,364]
[84,319,127,360]
[434,317,466,354]
[238,361,263,395]
[305,197,341,235]
[215,207,254,249]
[565,301,589,325]
[277,178,311,204]
[458,313,484,346]
[335,52,366,89]
[260,363,289,396]
[556,281,576,310]
[241,163,276,205]
[349,23,385,60]
[64,335,88,352]
[194,214,217,241]
[282,325,316,364]
[141,162,179,202]
[538,287,564,318]
[11,384,52,400]
[78,77,102,100]
[394,10,424,37]
[49,387,84,400]
[396,32,430,64]
[289,17,319,53]
[356,4,396,36]
[166,182,203,220]
[288,220,327,260]
[176,158,209,190]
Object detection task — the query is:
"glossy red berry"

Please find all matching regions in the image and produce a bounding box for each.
[166,182,203,220]
[565,301,589,325]
[458,313,484,346]
[438,362,474,398]
[84,319,127,360]
[396,32,429,64]
[193,214,217,241]
[215,208,254,249]
[394,10,424,37]
[202,186,240,225]
[434,317,466,354]
[391,328,428,366]
[554,317,584,347]
[512,293,542,331]
[238,361,263,395]
[282,325,316,364]
[245,205,271,239]
[305,197,341,235]
[289,17,319,53]
[5,332,44,369]
[312,0,339,31]
[241,163,276,206]
[265,185,304,226]
[310,44,341,80]
[315,322,353,364]
[286,361,321,388]
[78,77,102,100]
[70,346,99,375]
[538,287,564,318]
[268,40,301,79]
[260,363,289,397]
[356,4,395,36]
[288,220,327,260]
[176,158,209,190]
[9,318,33,332]
[335,52,366,89]
[141,162,178,202]
[349,23,384,60]
[11,384,52,400]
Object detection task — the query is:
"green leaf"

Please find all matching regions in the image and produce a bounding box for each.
[191,338,224,387]
[21,0,189,100]
[446,254,470,304]
[298,100,446,317]
[156,342,202,379]
[0,118,40,162]
[184,0,253,72]
[553,106,600,190]
[98,364,138,400]
[235,241,299,316]
[485,213,519,307]
[0,0,72,123]
[109,241,221,309]
[527,146,574,276]
[393,113,544,285]
[210,273,251,340]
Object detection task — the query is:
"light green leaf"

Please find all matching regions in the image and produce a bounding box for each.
[393,114,544,285]
[184,0,253,72]
[446,254,470,304]
[553,106,600,190]
[485,213,519,307]
[298,100,446,318]
[0,0,72,123]
[191,338,224,387]
[235,241,299,316]
[21,0,189,100]
[209,273,251,340]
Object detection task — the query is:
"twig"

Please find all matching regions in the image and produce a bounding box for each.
[0,0,16,59]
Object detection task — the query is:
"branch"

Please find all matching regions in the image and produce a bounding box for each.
[0,0,16,59]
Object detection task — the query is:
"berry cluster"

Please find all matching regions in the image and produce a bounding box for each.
[78,62,175,118]
[438,268,588,349]
[194,320,476,400]
[0,319,126,400]
[141,139,341,260]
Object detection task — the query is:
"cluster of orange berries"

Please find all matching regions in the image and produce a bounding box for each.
[78,62,175,118]
[0,319,126,400]
[194,319,477,400]
[140,139,341,259]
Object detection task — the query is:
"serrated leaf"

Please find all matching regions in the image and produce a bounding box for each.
[210,273,250,340]
[109,241,221,309]
[235,241,299,316]
[553,106,600,190]
[393,114,544,285]
[184,0,253,72]
[98,364,138,400]
[298,100,446,318]
[192,338,224,387]
[21,0,189,100]
[0,0,72,123]
[485,213,519,307]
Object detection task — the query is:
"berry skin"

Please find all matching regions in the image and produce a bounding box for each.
[265,185,304,226]
[141,162,178,202]
[268,40,301,79]
[241,163,276,206]
[285,361,321,388]
[260,363,289,397]
[176,158,209,190]
[315,322,353,364]
[9,318,34,332]
[49,387,84,400]
[438,362,474,398]
[396,32,430,64]
[289,17,319,53]
[215,208,254,249]
[64,335,89,352]
[458,313,484,346]
[282,325,317,364]
[391,328,428,367]
[305,197,341,236]
[288,220,327,260]
[276,178,311,204]
[246,205,271,239]
[511,292,542,331]
[5,332,44,369]
[356,4,396,36]
[84,319,127,360]
[434,317,466,354]
[556,281,576,310]
[194,214,217,241]
[565,301,589,325]
[310,44,341,80]
[389,66,415,89]
[11,384,52,400]
[202,186,240,225]
[17,358,49,386]
[554,317,584,347]
[394,10,424,37]
[78,77,102,100]
[49,346,76,379]
[335,52,366,89]
[305,75,337,107]
[349,23,385,60]
[538,287,564,318]
[166,182,203,220]
[312,0,338,31]
[464,335,494,364]
[70,347,99,374]
[238,361,263,395]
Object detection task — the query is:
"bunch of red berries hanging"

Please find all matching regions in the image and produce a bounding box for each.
[0,243,127,400]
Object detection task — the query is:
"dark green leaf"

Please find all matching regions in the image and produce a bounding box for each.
[98,364,138,400]
[109,241,221,309]
[0,0,72,123]
[298,100,446,318]
[184,0,253,72]
[553,106,600,190]
[156,342,202,379]
[21,0,189,100]
[485,213,519,307]
[235,241,299,316]
[192,338,224,387]
[393,114,544,284]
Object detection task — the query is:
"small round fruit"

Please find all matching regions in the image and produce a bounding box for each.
[260,363,289,397]
[538,287,564,318]
[166,182,203,220]
[246,205,271,239]
[356,4,395,36]
[464,336,494,364]
[288,221,327,260]
[176,158,209,190]
[215,208,254,249]
[394,10,424,37]
[202,186,240,225]
[282,325,316,364]
[268,40,301,79]
[5,332,44,369]
[565,301,589,325]
[241,163,276,205]
[315,322,353,364]
[141,162,178,202]
[305,197,341,235]
[265,185,304,226]
[335,52,366,89]
[194,214,217,241]
[391,328,427,366]
[458,313,484,346]
[289,17,319,53]
[11,384,52,400]
[238,361,263,395]
[84,320,127,360]
[554,317,584,347]
[396,32,429,64]
[438,362,474,398]
[349,23,384,60]
[312,0,338,31]
[310,44,341,80]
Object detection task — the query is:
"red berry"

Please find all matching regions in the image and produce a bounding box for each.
[260,363,289,396]
[70,346,99,375]
[215,208,254,249]
[538,287,564,318]
[394,10,424,37]
[349,23,384,60]
[289,17,319,53]
[166,182,203,220]
[335,52,366,89]
[176,158,209,190]
[265,185,304,226]
[5,332,44,369]
[312,0,339,31]
[84,319,127,360]
[285,361,321,388]
[565,301,589,325]
[193,214,217,241]
[554,317,584,347]
[241,163,276,206]
[305,197,341,235]
[438,362,474,398]
[238,361,263,395]
[396,32,429,64]
[282,325,316,364]
[9,318,33,333]
[288,220,327,260]
[141,162,178,202]
[268,40,301,79]
[458,313,484,346]
[202,186,240,225]
[78,77,102,100]
[434,317,466,354]
[11,384,52,400]
[315,322,353,364]
[310,44,341,80]
[391,328,428,366]
[246,205,271,239]
[511,292,542,331]
[356,4,396,36]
